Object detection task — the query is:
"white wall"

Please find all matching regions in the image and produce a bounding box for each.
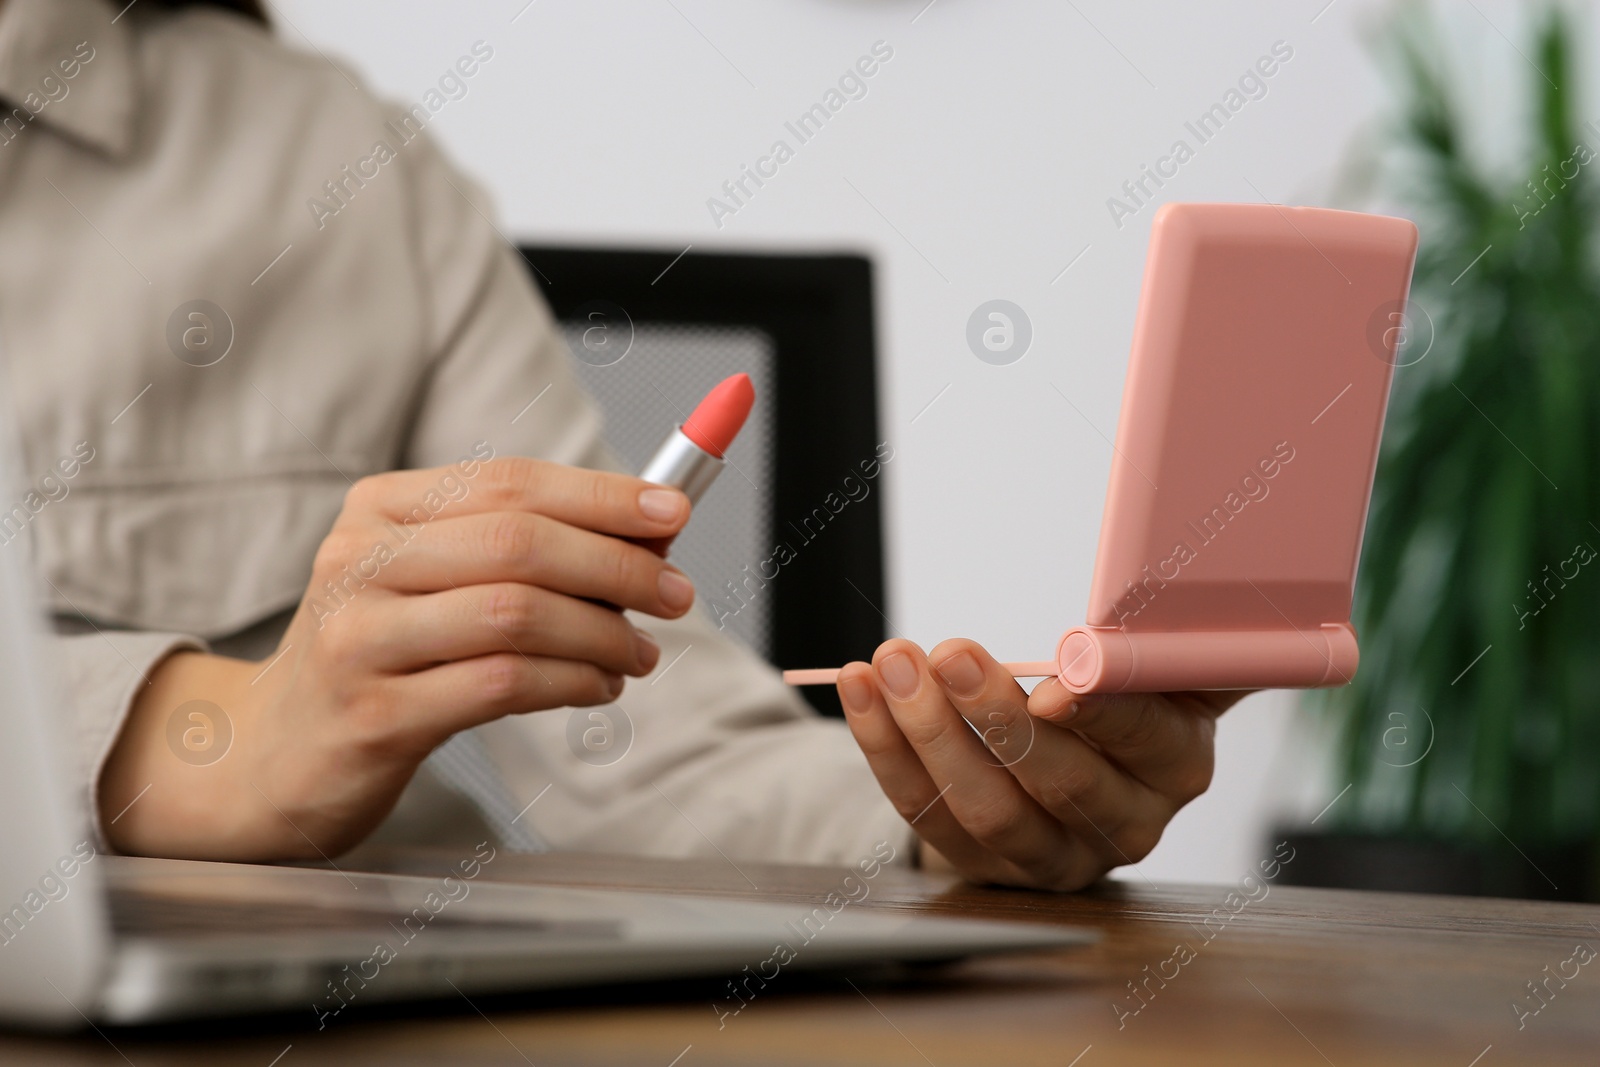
[272,0,1546,884]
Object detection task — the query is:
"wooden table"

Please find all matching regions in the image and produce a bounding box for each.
[3,849,1597,1065]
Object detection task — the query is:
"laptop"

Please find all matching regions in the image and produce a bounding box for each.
[0,405,1090,1029]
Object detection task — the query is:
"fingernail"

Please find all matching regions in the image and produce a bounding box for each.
[658,568,695,611]
[633,628,660,671]
[839,674,874,715]
[934,651,984,697]
[639,488,686,523]
[877,652,920,699]
[1062,700,1083,723]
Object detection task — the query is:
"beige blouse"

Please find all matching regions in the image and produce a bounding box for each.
[0,0,908,866]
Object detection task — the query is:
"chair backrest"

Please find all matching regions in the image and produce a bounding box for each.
[519,246,886,717]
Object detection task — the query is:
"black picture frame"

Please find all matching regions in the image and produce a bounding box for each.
[519,245,886,718]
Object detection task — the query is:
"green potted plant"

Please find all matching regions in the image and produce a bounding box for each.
[1284,2,1600,902]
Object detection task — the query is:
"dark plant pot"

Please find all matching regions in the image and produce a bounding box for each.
[1270,829,1600,903]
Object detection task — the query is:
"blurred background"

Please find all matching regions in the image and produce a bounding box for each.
[271,0,1600,892]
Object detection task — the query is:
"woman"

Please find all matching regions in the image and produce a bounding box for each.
[3,0,1238,889]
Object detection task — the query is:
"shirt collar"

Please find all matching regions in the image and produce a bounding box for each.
[0,0,136,158]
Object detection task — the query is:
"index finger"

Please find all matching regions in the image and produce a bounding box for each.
[346,457,690,540]
[1027,678,1249,787]
[1029,679,1252,725]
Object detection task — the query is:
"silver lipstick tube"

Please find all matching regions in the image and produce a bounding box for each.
[638,426,724,503]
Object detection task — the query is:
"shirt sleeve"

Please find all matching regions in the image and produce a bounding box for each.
[389,123,914,868]
[54,629,205,851]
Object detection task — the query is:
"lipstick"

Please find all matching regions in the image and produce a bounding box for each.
[640,371,754,517]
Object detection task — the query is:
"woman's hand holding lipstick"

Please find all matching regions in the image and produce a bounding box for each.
[99,375,750,863]
[99,458,698,862]
[836,639,1247,891]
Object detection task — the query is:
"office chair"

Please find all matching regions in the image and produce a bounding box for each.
[518,245,885,717]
